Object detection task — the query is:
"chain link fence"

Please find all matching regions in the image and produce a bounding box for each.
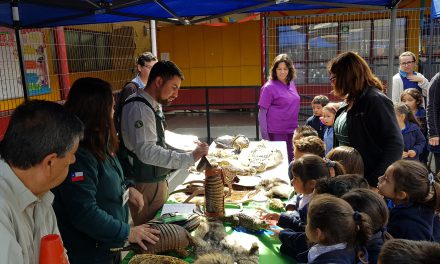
[265,7,439,120]
[1,7,439,138]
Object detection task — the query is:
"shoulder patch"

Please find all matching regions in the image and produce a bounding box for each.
[134,120,144,128]
[71,172,84,182]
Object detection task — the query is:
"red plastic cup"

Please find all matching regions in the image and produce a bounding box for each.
[39,234,69,264]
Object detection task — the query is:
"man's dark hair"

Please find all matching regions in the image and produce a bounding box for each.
[137,52,157,66]
[146,60,184,87]
[0,100,84,169]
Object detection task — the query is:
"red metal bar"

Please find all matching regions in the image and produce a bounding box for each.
[54,27,71,100]
[260,13,266,87]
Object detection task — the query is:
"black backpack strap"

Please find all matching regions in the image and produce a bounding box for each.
[117,96,171,181]
[119,96,156,159]
[123,96,155,112]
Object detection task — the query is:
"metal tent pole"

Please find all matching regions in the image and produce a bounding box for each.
[387,5,398,99]
[257,14,266,140]
[150,20,157,56]
[427,17,435,79]
[205,86,211,143]
[12,1,29,101]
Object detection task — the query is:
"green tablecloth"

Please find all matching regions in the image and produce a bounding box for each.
[121,201,296,264]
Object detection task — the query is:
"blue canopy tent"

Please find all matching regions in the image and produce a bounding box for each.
[0,1,397,28]
[432,0,440,19]
[0,0,401,99]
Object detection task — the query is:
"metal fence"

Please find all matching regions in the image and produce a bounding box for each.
[1,7,440,139]
[0,22,147,111]
[265,7,440,116]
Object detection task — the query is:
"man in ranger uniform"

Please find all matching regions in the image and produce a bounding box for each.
[120,60,209,224]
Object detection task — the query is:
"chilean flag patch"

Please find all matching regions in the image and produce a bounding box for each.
[71,172,84,182]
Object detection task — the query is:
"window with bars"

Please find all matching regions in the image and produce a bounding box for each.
[64,29,112,73]
[420,18,440,79]
[277,18,406,84]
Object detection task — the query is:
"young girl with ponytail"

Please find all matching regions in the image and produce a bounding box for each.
[378,160,440,240]
[301,194,372,264]
[342,189,392,264]
[394,103,426,161]
[261,155,344,259]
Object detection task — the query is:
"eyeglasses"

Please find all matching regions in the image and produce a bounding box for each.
[400,61,415,67]
[329,76,336,83]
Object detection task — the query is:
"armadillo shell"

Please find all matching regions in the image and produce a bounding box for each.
[205,173,225,214]
[129,254,188,264]
[149,214,201,232]
[134,224,190,254]
[181,213,201,232]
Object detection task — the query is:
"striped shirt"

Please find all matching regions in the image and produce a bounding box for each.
[0,159,60,264]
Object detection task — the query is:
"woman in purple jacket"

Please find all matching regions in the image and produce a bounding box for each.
[258,54,300,162]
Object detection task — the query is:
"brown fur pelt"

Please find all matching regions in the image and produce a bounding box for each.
[193,217,259,264]
[193,253,234,264]
[256,178,293,199]
[256,178,289,191]
[129,254,188,264]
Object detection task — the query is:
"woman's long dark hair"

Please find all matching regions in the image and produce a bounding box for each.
[64,77,118,161]
[328,51,384,104]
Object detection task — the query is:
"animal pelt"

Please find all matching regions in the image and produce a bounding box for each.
[256,178,293,199]
[129,254,188,264]
[193,217,259,264]
[256,178,289,191]
[193,253,234,264]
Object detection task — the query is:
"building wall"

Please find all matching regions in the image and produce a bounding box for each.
[157,21,261,87]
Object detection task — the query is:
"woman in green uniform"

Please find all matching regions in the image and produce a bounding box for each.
[52,78,160,264]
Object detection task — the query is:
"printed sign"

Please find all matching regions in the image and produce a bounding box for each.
[0,27,51,100]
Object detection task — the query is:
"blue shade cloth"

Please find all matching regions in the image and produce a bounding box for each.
[0,0,395,28]
[433,0,440,19]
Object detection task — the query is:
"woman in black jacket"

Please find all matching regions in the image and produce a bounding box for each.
[427,72,440,173]
[329,51,403,187]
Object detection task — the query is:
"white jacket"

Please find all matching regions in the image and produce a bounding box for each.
[392,72,429,103]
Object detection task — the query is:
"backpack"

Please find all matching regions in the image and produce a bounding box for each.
[114,81,140,135]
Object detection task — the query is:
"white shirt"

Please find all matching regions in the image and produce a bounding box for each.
[132,75,146,89]
[298,193,313,210]
[120,89,194,169]
[392,72,429,103]
[0,159,60,264]
[308,242,347,263]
